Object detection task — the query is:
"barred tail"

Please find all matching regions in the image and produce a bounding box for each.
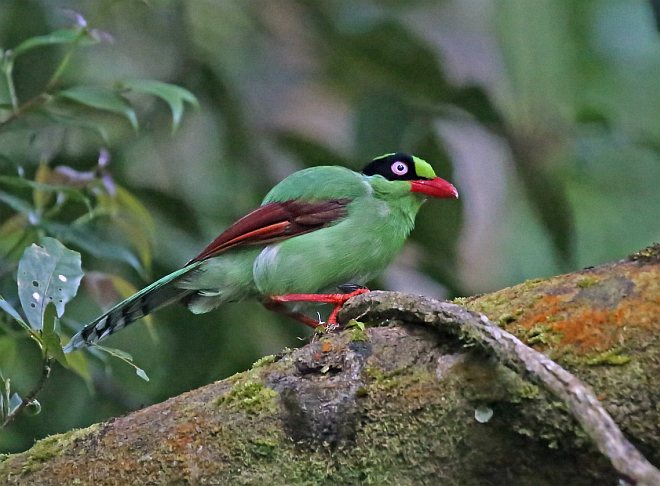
[64,266,196,353]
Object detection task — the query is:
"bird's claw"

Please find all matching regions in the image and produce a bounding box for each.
[267,287,370,329]
[326,288,370,326]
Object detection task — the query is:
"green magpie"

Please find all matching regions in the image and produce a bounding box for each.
[64,153,458,352]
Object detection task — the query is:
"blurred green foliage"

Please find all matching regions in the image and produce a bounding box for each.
[1,0,659,453]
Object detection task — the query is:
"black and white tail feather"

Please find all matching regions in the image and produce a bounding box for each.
[64,266,197,353]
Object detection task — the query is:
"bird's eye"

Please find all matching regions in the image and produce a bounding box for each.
[391,161,408,176]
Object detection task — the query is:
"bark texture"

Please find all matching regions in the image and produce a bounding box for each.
[0,245,659,485]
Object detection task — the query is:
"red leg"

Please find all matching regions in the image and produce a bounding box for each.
[262,300,322,329]
[267,288,370,327]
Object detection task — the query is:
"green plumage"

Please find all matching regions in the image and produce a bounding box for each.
[254,167,422,295]
[65,154,455,352]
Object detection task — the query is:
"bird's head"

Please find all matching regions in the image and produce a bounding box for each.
[362,153,458,199]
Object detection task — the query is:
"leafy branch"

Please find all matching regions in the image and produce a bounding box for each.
[0,17,197,135]
[0,25,98,130]
[0,14,198,432]
[0,237,82,429]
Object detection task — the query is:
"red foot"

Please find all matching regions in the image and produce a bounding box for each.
[262,301,322,329]
[267,288,370,327]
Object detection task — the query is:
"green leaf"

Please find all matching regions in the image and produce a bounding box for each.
[12,28,95,58]
[346,319,365,331]
[135,368,149,381]
[42,221,145,277]
[40,111,109,144]
[0,175,92,210]
[121,79,198,131]
[17,237,83,331]
[0,295,31,333]
[0,295,29,329]
[58,87,138,130]
[41,303,67,366]
[0,189,33,215]
[95,345,133,362]
[8,392,21,415]
[94,344,150,382]
[0,373,10,419]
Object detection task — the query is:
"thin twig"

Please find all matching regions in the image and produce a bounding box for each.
[0,93,50,130]
[339,291,660,486]
[1,357,52,429]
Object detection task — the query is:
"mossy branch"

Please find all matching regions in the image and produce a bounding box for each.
[0,244,658,485]
[339,291,660,486]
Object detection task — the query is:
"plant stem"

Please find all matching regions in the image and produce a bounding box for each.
[45,48,75,92]
[0,37,80,131]
[1,357,52,429]
[0,93,50,130]
[3,60,19,113]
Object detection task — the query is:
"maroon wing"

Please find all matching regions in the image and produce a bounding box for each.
[187,199,350,264]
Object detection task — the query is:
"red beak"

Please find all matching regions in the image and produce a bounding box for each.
[410,177,459,199]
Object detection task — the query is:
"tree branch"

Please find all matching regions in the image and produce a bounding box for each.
[0,245,658,484]
[339,291,660,485]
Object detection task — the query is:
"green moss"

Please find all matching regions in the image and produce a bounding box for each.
[452,296,470,305]
[525,323,562,346]
[251,354,277,369]
[498,313,517,325]
[363,366,424,394]
[628,243,660,263]
[248,437,279,459]
[584,349,631,366]
[516,382,541,400]
[216,379,279,414]
[577,277,599,288]
[350,327,368,342]
[18,427,94,474]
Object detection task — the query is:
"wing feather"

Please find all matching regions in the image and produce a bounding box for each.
[187,199,350,264]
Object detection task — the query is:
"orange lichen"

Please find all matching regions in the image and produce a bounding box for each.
[552,309,619,352]
[321,340,333,353]
[465,259,660,357]
[520,295,564,329]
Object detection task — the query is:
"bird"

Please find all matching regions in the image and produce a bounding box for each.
[64,153,458,352]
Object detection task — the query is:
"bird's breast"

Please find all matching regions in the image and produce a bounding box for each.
[252,198,412,296]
